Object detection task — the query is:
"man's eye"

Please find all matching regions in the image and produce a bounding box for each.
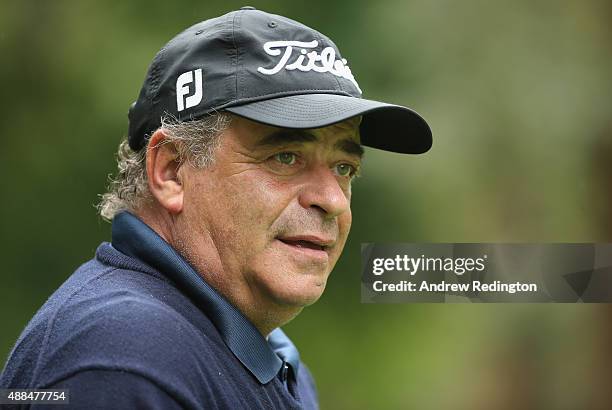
[335,163,356,177]
[274,152,297,165]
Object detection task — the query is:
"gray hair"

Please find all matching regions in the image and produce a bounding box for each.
[97,113,232,221]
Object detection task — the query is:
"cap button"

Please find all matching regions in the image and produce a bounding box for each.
[240,6,256,10]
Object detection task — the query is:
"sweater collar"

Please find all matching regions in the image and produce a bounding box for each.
[109,211,300,384]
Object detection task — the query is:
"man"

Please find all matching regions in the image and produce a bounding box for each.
[1,7,431,409]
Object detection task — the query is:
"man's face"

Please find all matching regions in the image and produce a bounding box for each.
[175,115,362,311]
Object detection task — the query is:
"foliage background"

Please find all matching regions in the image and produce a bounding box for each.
[1,1,611,408]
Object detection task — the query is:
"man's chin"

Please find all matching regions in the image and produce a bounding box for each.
[278,291,324,308]
[266,280,328,308]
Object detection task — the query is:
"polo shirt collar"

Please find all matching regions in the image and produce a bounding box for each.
[111,211,300,384]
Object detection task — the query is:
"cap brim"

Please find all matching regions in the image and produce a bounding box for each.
[224,93,432,154]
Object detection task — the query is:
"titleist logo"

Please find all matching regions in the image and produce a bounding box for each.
[257,40,361,93]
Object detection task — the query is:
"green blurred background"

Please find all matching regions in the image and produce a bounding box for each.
[1,1,612,409]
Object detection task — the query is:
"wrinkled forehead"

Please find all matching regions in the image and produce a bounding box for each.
[229,114,361,144]
[227,114,363,159]
[306,116,361,144]
[318,116,361,139]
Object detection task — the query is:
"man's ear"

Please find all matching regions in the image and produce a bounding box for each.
[146,129,184,214]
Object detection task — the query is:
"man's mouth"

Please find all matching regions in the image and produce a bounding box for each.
[276,235,334,252]
[279,239,325,251]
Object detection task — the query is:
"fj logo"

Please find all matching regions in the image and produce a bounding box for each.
[176,69,203,112]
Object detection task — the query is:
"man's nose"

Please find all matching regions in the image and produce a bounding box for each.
[298,165,350,218]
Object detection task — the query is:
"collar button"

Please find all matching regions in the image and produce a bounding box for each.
[280,362,289,381]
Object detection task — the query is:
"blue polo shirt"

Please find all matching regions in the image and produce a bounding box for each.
[0,212,319,409]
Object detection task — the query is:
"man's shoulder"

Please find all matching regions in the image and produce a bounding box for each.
[2,251,226,390]
[48,262,225,372]
[48,251,211,347]
[42,284,220,380]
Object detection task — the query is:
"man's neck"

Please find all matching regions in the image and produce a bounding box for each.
[134,206,301,336]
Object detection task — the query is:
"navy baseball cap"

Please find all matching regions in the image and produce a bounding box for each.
[128,7,432,154]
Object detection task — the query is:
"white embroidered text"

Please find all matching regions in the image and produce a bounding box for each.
[257,40,361,93]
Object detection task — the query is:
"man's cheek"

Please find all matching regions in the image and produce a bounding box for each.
[226,194,268,225]
[340,210,353,237]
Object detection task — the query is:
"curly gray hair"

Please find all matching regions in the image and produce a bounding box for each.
[97,113,232,221]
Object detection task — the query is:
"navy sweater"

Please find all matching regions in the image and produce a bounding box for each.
[0,212,318,409]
